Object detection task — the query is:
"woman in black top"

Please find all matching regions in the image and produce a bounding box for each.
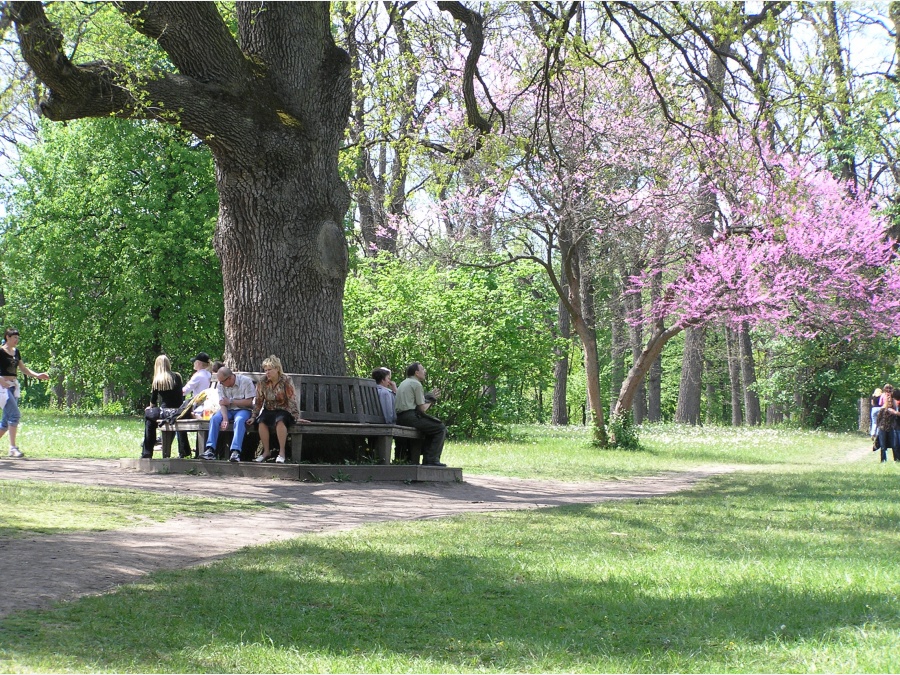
[142,354,189,459]
[0,327,49,458]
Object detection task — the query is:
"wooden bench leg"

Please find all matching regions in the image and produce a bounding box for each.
[160,428,174,459]
[293,435,302,462]
[375,437,392,465]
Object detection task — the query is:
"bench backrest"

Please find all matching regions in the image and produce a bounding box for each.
[240,372,386,424]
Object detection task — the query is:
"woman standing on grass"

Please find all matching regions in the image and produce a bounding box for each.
[142,354,190,459]
[0,328,50,458]
[875,389,900,463]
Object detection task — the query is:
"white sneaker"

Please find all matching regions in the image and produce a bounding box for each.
[254,454,267,463]
[8,447,23,458]
[275,455,285,464]
[229,450,241,463]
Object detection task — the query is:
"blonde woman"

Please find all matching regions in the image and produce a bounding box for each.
[142,355,189,459]
[249,355,308,463]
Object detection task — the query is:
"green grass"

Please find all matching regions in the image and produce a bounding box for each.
[446,423,865,479]
[1,462,897,673]
[0,480,264,538]
[8,409,145,459]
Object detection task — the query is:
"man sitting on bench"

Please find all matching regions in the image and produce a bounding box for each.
[395,361,446,467]
[200,367,255,462]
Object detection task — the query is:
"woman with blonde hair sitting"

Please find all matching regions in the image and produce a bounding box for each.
[142,354,190,459]
[248,355,308,463]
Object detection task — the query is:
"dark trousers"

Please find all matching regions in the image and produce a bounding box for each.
[876,429,900,462]
[143,417,189,458]
[396,409,446,464]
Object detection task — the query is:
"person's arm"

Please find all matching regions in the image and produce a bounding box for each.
[248,381,264,422]
[17,360,49,381]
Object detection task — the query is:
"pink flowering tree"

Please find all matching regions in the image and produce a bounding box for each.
[613,149,900,421]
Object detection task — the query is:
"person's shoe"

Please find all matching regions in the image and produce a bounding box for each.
[422,461,447,467]
[8,447,23,458]
[275,455,285,464]
[254,454,268,463]
[229,450,241,463]
[200,448,216,460]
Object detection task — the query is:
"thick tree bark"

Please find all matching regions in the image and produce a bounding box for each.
[647,355,662,422]
[725,327,743,426]
[10,2,352,374]
[738,324,762,425]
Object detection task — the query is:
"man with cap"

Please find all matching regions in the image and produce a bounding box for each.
[183,352,212,399]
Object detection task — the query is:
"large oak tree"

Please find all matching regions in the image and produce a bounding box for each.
[7,1,351,373]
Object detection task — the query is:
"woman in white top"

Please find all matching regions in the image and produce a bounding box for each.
[182,352,212,399]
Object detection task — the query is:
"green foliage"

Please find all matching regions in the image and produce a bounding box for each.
[344,254,560,437]
[606,411,641,450]
[1,118,222,410]
[753,334,900,430]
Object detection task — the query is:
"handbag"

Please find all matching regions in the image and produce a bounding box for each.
[144,406,161,421]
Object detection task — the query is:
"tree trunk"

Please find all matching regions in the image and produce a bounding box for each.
[738,324,762,425]
[725,327,743,426]
[647,355,662,422]
[552,297,570,425]
[10,3,352,376]
[614,323,684,418]
[624,284,647,424]
[608,290,627,419]
[675,327,706,424]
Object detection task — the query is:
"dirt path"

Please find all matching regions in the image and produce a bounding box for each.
[0,458,745,619]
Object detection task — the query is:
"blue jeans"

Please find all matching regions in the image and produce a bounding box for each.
[0,392,21,429]
[206,408,252,452]
[870,406,883,437]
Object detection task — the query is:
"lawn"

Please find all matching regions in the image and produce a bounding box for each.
[0,480,264,538]
[0,466,896,672]
[0,422,897,673]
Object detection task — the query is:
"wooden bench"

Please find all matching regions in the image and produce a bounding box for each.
[159,373,423,464]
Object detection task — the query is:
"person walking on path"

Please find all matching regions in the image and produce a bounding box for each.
[0,328,50,458]
[395,361,446,467]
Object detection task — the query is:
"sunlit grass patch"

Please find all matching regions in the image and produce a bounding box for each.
[0,480,264,537]
[11,409,144,459]
[1,466,897,673]
[446,423,865,479]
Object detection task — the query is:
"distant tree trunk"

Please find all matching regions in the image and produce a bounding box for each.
[646,270,663,422]
[725,327,743,426]
[609,290,628,418]
[766,403,784,425]
[704,365,716,425]
[552,298,570,425]
[647,355,662,422]
[624,284,647,424]
[738,324,762,425]
[676,327,706,424]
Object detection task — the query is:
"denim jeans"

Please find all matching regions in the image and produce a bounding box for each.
[206,408,252,452]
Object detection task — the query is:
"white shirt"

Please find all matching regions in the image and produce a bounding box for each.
[183,369,212,399]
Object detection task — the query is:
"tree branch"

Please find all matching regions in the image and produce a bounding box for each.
[437,1,492,134]
[114,2,250,88]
